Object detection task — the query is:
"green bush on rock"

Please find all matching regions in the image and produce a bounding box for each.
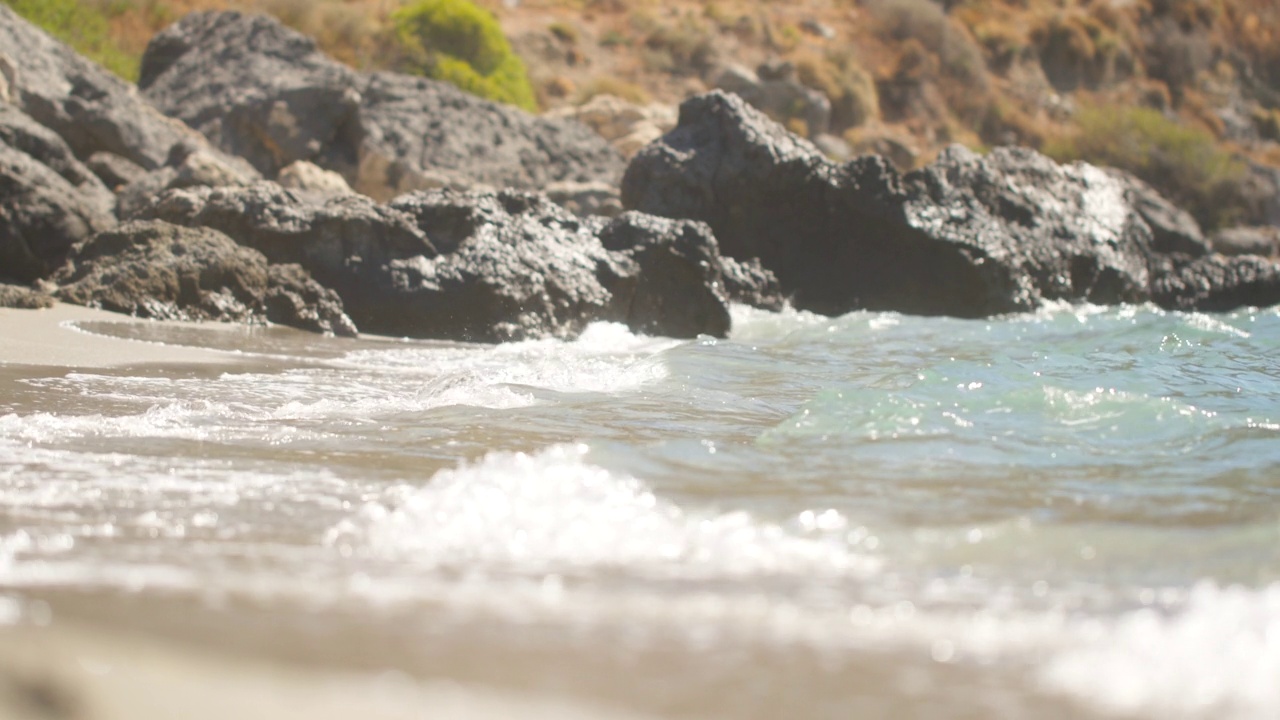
[391,0,537,111]
[1045,104,1248,231]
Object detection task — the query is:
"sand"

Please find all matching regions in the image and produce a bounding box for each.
[0,618,659,720]
[0,304,252,369]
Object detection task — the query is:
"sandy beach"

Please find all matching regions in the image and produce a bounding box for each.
[0,304,255,369]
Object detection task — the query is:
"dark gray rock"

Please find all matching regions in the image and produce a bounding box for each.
[0,282,54,309]
[1210,226,1278,258]
[0,104,111,197]
[135,182,436,333]
[1150,254,1280,312]
[0,141,115,283]
[52,220,355,335]
[116,141,258,219]
[0,5,241,171]
[623,91,1183,317]
[86,151,147,190]
[595,212,734,338]
[1107,169,1210,257]
[264,263,358,336]
[139,12,624,201]
[140,183,766,341]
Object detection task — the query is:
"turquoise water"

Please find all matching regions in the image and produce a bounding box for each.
[1,303,1278,718]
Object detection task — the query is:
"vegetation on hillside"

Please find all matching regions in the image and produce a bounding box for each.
[391,0,536,110]
[3,0,144,79]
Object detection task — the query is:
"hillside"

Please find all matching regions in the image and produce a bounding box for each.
[6,0,1280,232]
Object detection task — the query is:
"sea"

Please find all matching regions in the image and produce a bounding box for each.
[1,302,1278,719]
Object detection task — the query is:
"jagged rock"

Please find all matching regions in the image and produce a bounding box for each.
[86,151,147,190]
[1107,169,1209,257]
[139,12,624,201]
[596,212,735,337]
[0,282,54,309]
[0,141,115,283]
[0,6,243,172]
[1211,226,1279,258]
[277,160,351,196]
[52,220,355,335]
[713,63,831,137]
[624,91,1173,317]
[0,105,111,197]
[264,263,358,336]
[135,182,436,333]
[1150,254,1280,312]
[116,142,257,219]
[141,183,769,341]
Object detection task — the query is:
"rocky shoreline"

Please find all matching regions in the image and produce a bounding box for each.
[2,7,1279,343]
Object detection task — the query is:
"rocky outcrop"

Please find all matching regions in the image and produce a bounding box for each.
[1210,226,1278,258]
[623,90,1280,317]
[138,12,624,202]
[53,220,356,335]
[139,182,774,341]
[134,183,436,332]
[115,140,259,219]
[0,140,115,283]
[0,282,54,309]
[0,5,247,173]
[1150,254,1280,312]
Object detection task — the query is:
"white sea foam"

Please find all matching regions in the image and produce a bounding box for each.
[1041,581,1280,719]
[327,444,876,579]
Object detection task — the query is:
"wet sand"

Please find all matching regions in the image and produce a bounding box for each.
[0,305,251,369]
[0,619,658,720]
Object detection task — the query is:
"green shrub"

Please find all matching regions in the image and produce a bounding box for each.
[391,0,537,111]
[3,0,139,80]
[1044,104,1248,230]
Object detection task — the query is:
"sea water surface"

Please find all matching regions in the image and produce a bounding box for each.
[1,303,1278,718]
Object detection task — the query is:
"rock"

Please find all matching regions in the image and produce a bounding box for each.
[86,152,147,190]
[0,104,111,197]
[0,141,115,283]
[52,220,355,335]
[713,63,831,137]
[719,256,787,311]
[1150,254,1280,312]
[595,212,734,338]
[1107,169,1209,257]
[277,160,351,196]
[544,94,678,158]
[1210,226,1279,257]
[264,263,358,336]
[135,182,436,333]
[116,143,257,219]
[141,182,767,341]
[623,91,1169,317]
[0,6,240,171]
[0,282,54,309]
[846,124,920,171]
[139,12,624,201]
[543,180,623,217]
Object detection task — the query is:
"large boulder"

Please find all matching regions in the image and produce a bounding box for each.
[1150,254,1280,312]
[0,5,248,173]
[623,91,1274,316]
[52,220,356,335]
[138,12,624,202]
[0,140,115,283]
[139,183,774,341]
[134,182,437,332]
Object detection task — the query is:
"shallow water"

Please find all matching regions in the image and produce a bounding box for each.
[1,304,1278,718]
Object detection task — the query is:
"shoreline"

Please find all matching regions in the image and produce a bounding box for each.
[0,304,254,370]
